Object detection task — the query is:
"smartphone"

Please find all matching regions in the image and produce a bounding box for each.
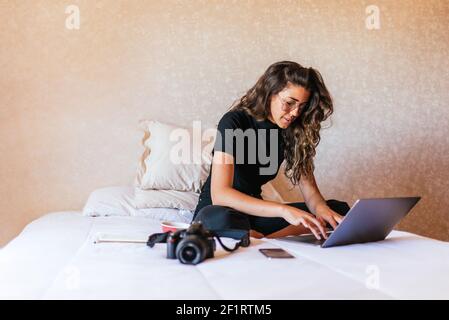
[259,248,295,259]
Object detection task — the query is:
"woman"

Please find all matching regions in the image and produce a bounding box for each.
[193,61,350,240]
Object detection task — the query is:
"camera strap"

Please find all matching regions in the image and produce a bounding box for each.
[146,229,250,252]
[212,229,250,252]
[147,232,170,248]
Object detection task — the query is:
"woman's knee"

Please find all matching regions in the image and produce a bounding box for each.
[193,205,222,227]
[193,205,251,231]
[193,205,219,221]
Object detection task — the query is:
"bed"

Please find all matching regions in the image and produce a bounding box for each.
[1,207,449,300]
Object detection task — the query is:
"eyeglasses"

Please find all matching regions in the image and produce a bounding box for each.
[278,93,306,113]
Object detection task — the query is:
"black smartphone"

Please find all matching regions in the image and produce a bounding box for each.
[259,248,295,259]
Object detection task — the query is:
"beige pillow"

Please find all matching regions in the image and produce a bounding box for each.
[135,120,215,193]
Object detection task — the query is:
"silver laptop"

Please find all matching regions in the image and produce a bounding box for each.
[277,197,421,248]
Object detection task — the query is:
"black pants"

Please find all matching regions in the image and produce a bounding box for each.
[192,199,350,236]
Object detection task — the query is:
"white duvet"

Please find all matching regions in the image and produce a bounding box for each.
[1,211,448,300]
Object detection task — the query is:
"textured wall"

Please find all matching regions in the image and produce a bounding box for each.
[1,0,448,246]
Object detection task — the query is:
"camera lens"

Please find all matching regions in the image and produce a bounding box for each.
[176,238,207,265]
[179,245,198,263]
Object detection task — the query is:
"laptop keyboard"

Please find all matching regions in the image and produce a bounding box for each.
[277,232,332,245]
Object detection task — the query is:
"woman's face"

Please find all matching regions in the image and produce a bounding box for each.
[268,83,310,129]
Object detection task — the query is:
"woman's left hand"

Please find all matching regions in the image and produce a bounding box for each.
[315,205,344,230]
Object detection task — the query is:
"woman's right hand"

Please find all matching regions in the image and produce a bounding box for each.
[281,205,328,240]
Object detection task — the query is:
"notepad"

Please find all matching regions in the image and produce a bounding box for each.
[93,233,148,244]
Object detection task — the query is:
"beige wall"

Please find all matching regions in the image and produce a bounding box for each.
[1,0,448,246]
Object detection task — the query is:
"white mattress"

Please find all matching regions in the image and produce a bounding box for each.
[1,211,448,300]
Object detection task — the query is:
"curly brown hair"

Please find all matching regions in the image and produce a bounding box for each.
[230,61,333,185]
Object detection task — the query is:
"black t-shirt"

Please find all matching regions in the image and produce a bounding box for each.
[194,109,285,215]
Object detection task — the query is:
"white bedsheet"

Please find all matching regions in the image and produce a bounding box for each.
[1,211,448,300]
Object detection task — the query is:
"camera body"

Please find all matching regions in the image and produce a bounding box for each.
[166,222,216,265]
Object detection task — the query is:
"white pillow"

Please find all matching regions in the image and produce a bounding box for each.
[82,186,194,223]
[135,120,215,193]
[134,187,199,211]
[82,186,136,217]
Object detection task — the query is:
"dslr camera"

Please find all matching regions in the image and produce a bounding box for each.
[147,222,216,265]
[167,222,216,265]
[147,221,250,265]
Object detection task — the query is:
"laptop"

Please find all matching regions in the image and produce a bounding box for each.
[277,197,421,248]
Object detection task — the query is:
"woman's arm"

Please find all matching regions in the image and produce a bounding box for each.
[211,151,327,238]
[299,173,343,229]
[211,151,284,218]
[298,173,328,214]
